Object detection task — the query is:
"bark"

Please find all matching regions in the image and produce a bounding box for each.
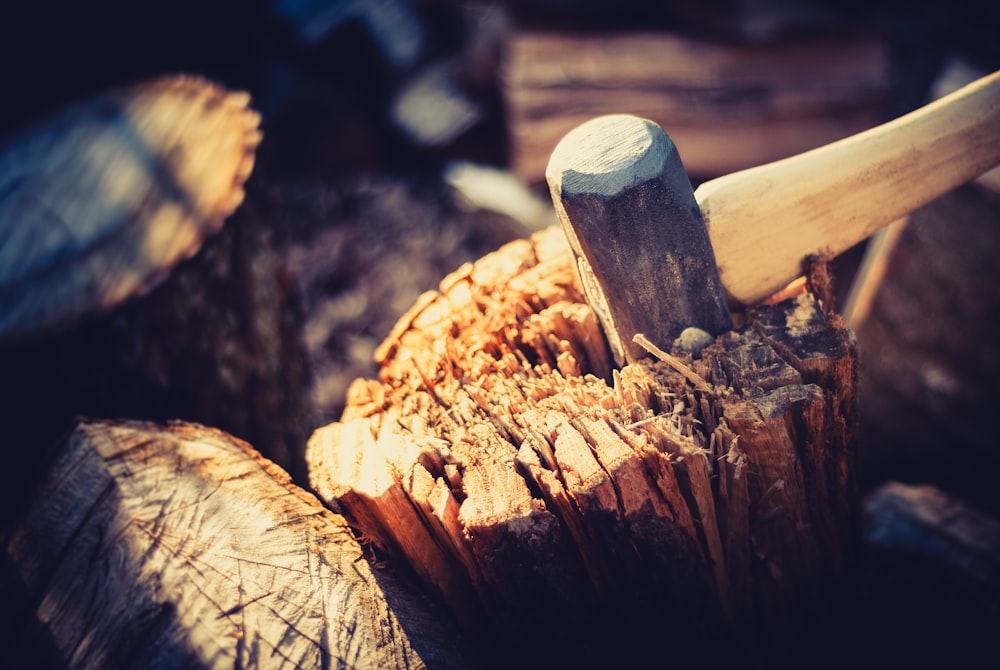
[2,419,466,670]
[307,226,859,664]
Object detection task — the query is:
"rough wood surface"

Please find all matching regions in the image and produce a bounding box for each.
[0,75,261,342]
[2,419,466,670]
[307,226,858,663]
[503,30,888,184]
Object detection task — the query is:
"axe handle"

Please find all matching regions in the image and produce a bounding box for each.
[697,69,1000,306]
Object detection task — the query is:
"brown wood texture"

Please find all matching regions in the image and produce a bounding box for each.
[0,75,261,343]
[307,225,859,663]
[2,419,466,670]
[503,30,888,184]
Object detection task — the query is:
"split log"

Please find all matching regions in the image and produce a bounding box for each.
[307,226,859,664]
[1,419,467,669]
[0,76,313,535]
[502,30,888,183]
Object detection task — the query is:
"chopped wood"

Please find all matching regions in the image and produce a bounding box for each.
[0,201,314,532]
[307,225,859,662]
[0,75,261,343]
[2,419,466,669]
[502,30,888,183]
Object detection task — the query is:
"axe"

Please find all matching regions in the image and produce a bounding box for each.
[546,70,1000,365]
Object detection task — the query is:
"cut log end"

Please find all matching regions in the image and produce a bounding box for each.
[0,75,262,343]
[3,419,467,669]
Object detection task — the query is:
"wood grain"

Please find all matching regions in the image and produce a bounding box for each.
[0,76,261,342]
[3,420,465,669]
[307,226,859,663]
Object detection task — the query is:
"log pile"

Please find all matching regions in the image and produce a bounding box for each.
[307,225,859,664]
[502,30,888,183]
[0,77,313,533]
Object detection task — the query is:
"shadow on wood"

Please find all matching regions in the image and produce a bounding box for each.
[2,419,466,669]
[308,226,859,666]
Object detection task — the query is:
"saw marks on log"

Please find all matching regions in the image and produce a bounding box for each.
[308,225,858,661]
[3,419,465,669]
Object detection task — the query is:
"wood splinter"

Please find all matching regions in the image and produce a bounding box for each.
[633,332,714,394]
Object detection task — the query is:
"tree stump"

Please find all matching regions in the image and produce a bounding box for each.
[2,419,466,669]
[307,225,859,664]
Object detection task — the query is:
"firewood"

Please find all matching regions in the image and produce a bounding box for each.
[307,226,858,663]
[2,419,466,669]
[503,30,889,183]
[0,77,312,531]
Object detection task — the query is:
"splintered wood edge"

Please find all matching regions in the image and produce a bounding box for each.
[307,226,858,652]
[0,75,263,342]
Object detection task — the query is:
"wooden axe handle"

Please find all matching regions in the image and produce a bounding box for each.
[697,69,1000,306]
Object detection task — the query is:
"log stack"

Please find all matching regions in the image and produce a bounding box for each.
[0,76,313,535]
[3,26,998,669]
[502,30,888,184]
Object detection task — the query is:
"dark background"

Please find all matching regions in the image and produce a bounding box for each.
[2,0,999,172]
